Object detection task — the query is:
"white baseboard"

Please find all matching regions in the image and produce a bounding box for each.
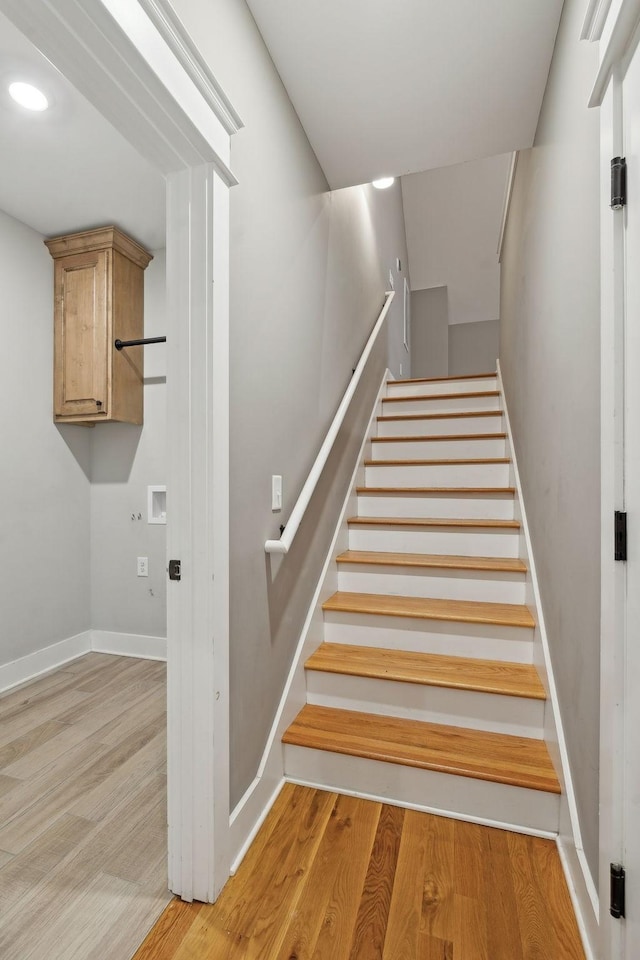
[0,630,92,695]
[228,367,390,870]
[230,778,285,875]
[91,630,167,660]
[557,836,600,960]
[0,627,167,699]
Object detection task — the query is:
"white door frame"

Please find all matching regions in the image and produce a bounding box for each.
[0,0,241,902]
[588,0,640,956]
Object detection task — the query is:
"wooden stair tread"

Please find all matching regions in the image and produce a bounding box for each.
[357,486,515,495]
[282,705,560,794]
[382,391,500,404]
[305,643,544,699]
[364,457,510,466]
[336,550,527,574]
[349,516,520,529]
[378,411,503,422]
[371,433,507,443]
[322,592,535,628]
[387,372,496,385]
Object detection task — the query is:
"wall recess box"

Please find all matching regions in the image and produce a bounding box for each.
[148,485,166,524]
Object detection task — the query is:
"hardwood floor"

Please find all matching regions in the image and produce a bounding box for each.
[132,782,585,960]
[0,652,169,960]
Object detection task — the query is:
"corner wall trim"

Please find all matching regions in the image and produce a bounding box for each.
[581,0,614,41]
[91,630,167,661]
[497,152,518,263]
[136,0,243,134]
[0,631,92,695]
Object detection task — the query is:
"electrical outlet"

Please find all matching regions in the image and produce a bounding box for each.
[272,475,282,512]
[137,556,149,577]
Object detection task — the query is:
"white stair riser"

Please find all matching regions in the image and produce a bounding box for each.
[365,462,510,488]
[386,377,497,398]
[371,437,507,460]
[381,394,500,416]
[337,566,526,604]
[284,747,560,834]
[377,414,504,438]
[348,525,520,557]
[306,672,544,738]
[357,493,515,520]
[323,611,534,663]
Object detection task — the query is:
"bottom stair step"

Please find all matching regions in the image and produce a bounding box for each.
[282,704,560,795]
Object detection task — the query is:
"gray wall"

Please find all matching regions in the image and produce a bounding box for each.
[0,208,168,666]
[449,319,499,377]
[500,0,600,880]
[410,287,448,378]
[169,0,410,807]
[0,210,91,664]
[90,252,167,638]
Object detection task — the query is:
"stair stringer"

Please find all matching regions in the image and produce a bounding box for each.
[497,361,599,960]
[228,368,391,873]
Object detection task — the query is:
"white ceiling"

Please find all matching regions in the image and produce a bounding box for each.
[0,11,166,250]
[402,154,512,326]
[245,0,564,189]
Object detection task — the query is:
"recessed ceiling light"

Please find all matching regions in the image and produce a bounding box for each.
[372,177,395,190]
[9,81,49,112]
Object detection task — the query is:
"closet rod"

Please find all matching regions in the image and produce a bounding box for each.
[114,336,166,350]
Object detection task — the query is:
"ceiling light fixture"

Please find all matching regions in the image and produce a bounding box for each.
[9,81,49,112]
[372,177,395,190]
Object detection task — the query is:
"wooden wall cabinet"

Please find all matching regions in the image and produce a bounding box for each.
[45,226,153,425]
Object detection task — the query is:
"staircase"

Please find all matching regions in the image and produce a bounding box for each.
[281,372,561,834]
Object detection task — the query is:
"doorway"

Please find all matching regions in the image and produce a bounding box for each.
[0,0,240,906]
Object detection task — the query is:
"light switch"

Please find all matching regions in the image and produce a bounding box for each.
[272,475,282,512]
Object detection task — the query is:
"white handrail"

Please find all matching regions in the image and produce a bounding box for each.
[265,290,395,554]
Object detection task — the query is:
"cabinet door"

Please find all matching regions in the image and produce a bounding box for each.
[54,251,109,419]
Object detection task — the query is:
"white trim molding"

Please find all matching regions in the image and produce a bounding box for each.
[588,0,640,106]
[582,0,615,40]
[91,631,167,660]
[136,0,243,134]
[0,632,92,695]
[497,152,518,263]
[166,163,231,903]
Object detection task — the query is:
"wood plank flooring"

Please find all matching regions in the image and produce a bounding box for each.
[0,652,169,960]
[132,783,585,960]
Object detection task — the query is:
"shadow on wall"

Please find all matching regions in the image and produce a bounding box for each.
[56,422,143,483]
[56,424,93,480]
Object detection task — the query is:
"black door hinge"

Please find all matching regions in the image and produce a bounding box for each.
[168,559,181,581]
[615,511,627,561]
[611,157,627,210]
[611,863,626,918]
